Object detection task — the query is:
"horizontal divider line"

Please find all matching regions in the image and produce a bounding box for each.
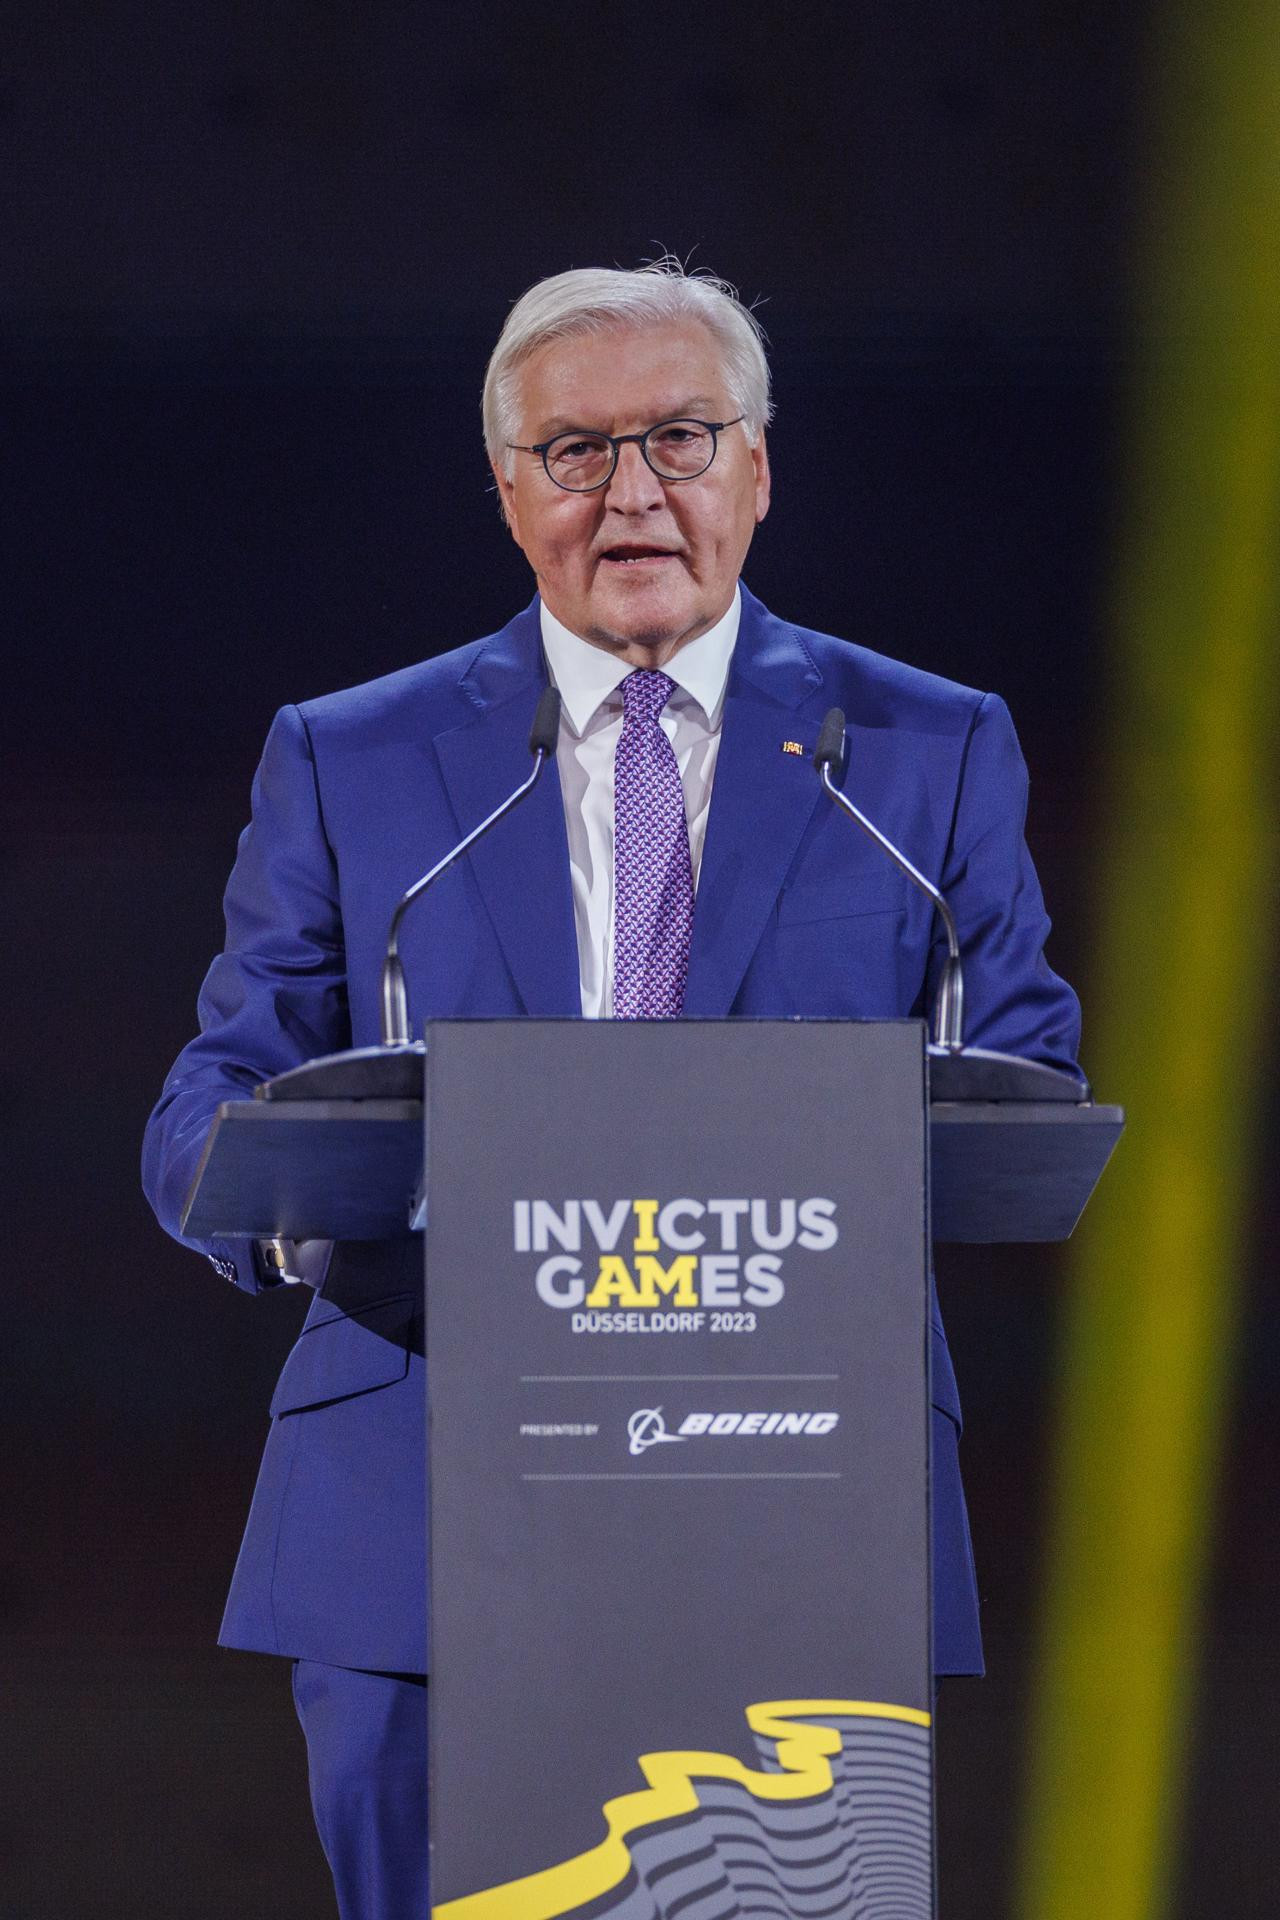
[518,1374,842,1383]
[520,1472,844,1481]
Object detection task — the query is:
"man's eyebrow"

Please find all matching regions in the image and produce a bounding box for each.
[532,399,725,438]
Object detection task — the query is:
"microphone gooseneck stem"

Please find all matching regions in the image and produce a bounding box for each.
[818,760,965,1052]
[379,742,553,1047]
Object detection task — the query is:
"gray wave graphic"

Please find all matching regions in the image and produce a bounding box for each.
[560,1712,933,1920]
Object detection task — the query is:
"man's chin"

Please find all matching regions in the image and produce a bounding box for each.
[582,583,707,656]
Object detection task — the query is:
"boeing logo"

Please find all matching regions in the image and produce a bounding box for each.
[628,1407,841,1454]
[627,1408,686,1457]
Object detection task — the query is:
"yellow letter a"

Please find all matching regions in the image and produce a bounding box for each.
[584,1257,647,1308]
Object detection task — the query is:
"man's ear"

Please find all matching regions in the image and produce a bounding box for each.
[492,461,520,536]
[752,433,771,525]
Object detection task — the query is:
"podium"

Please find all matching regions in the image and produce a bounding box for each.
[184,1020,1122,1918]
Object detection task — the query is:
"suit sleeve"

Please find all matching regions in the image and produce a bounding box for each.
[926,691,1083,1073]
[141,703,351,1293]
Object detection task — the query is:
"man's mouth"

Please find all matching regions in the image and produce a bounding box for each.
[598,544,679,566]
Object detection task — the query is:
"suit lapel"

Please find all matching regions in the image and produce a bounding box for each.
[431,605,581,1016]
[682,589,829,1016]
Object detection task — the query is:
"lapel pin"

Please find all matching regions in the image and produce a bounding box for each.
[781,740,805,756]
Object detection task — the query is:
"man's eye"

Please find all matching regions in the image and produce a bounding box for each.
[550,435,609,464]
[653,425,698,445]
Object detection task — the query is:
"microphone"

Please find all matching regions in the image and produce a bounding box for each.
[379,685,562,1046]
[813,707,964,1052]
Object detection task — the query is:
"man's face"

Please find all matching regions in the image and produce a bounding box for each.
[493,319,770,665]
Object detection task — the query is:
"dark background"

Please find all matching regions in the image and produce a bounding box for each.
[3,6,1274,1917]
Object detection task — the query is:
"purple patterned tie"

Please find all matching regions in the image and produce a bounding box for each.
[613,669,694,1019]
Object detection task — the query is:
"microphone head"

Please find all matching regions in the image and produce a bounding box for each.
[814,708,847,774]
[529,686,562,757]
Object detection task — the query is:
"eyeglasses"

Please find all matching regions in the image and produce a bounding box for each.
[507,416,745,493]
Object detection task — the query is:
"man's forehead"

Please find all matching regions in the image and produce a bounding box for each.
[517,320,730,429]
[532,396,724,439]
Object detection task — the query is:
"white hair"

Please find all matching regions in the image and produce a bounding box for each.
[483,257,772,479]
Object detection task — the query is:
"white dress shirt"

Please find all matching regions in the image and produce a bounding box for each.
[540,587,740,1018]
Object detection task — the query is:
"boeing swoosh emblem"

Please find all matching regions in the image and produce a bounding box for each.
[627,1408,686,1457]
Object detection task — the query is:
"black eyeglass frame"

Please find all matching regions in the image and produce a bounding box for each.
[507,416,746,493]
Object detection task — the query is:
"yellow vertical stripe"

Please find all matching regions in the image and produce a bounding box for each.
[1018,5,1280,1917]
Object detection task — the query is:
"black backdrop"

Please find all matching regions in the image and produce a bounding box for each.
[4,8,1275,1917]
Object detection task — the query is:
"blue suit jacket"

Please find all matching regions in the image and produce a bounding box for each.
[143,583,1081,1677]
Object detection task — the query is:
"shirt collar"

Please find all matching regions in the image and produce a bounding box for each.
[540,585,741,737]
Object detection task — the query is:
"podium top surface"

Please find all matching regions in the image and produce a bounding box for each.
[253,1033,1091,1108]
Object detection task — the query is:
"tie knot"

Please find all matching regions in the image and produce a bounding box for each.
[621,669,676,727]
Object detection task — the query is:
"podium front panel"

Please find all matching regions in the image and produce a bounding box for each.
[424,1019,934,1918]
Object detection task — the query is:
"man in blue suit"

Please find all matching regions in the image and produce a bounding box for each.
[144,262,1081,1919]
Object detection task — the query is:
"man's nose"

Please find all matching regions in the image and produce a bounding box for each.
[603,440,666,512]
